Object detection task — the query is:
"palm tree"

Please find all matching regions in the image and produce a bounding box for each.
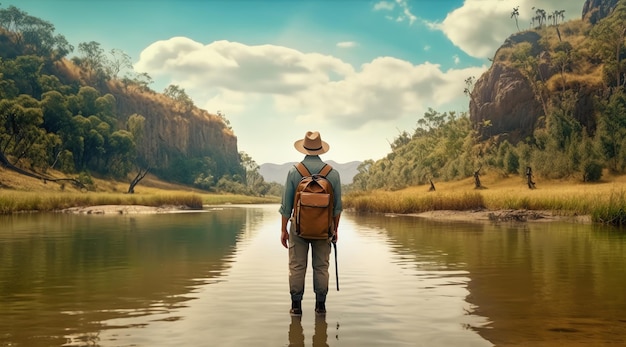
[511,6,520,32]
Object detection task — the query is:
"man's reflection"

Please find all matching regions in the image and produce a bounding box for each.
[288,316,304,347]
[288,315,331,347]
[313,315,329,347]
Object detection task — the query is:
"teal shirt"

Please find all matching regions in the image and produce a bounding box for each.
[279,155,343,218]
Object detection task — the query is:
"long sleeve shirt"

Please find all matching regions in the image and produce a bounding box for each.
[279,155,343,218]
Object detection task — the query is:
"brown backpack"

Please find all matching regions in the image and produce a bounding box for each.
[292,162,334,239]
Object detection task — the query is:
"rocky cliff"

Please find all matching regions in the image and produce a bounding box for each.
[582,0,619,24]
[108,83,239,175]
[469,0,618,143]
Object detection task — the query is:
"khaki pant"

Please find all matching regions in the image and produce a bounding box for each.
[288,219,331,302]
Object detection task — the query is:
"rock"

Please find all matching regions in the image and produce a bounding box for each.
[582,0,620,24]
[469,63,543,143]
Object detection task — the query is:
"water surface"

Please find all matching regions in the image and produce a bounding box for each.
[1,205,624,346]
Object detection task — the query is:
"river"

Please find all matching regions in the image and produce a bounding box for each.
[0,204,624,346]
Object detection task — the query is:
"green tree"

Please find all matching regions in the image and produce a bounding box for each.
[0,5,72,61]
[107,130,135,177]
[596,90,626,172]
[511,42,549,116]
[239,151,269,195]
[76,41,106,84]
[1,55,44,98]
[164,84,194,112]
[590,1,626,88]
[0,95,45,166]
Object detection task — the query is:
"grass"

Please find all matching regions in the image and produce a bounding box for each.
[4,166,626,226]
[344,173,626,226]
[0,167,279,214]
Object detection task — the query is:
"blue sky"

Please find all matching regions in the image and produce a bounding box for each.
[5,0,585,165]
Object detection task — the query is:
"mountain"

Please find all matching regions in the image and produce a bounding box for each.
[469,0,619,143]
[260,161,361,184]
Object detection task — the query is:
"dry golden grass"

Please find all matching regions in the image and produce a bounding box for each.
[344,172,626,224]
[0,167,278,213]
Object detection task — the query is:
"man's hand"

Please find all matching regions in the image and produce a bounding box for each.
[332,230,338,243]
[281,230,289,248]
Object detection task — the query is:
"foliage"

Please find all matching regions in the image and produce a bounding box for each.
[0,5,253,195]
[348,3,626,193]
[589,1,626,88]
[349,109,476,191]
[163,84,195,111]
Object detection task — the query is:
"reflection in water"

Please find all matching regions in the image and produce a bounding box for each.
[313,315,329,347]
[2,206,625,346]
[0,208,252,347]
[367,213,626,346]
[289,316,304,346]
[288,315,330,347]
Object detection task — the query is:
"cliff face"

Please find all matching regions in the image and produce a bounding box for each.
[582,0,619,24]
[469,0,618,143]
[108,84,239,175]
[469,62,542,142]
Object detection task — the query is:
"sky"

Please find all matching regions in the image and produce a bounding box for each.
[5,0,585,165]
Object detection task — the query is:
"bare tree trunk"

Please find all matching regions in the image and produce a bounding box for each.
[474,166,482,189]
[127,167,150,194]
[526,166,536,189]
[428,179,436,192]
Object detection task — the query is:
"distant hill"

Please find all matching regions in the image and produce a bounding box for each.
[260,161,361,184]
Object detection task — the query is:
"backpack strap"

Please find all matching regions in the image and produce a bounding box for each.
[295,162,311,177]
[294,162,332,177]
[319,164,332,177]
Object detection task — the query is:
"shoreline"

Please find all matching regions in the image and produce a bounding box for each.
[61,204,593,224]
[61,204,204,215]
[405,209,592,224]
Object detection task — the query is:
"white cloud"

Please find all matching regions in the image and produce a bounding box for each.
[137,37,486,127]
[399,0,417,25]
[336,41,358,48]
[433,0,585,59]
[135,38,487,163]
[136,37,355,94]
[373,1,394,11]
[374,0,417,25]
[453,54,460,65]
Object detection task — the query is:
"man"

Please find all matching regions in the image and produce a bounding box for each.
[280,131,342,316]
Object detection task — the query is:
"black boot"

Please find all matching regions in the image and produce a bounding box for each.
[315,301,326,315]
[290,300,302,316]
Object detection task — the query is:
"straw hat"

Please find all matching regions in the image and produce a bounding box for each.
[294,131,330,155]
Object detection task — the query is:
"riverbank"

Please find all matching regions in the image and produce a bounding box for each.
[0,168,279,214]
[344,173,626,226]
[407,209,592,224]
[59,203,593,227]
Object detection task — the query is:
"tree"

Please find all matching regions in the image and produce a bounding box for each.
[596,91,626,172]
[590,1,626,88]
[128,71,153,92]
[0,6,72,61]
[163,84,194,112]
[536,8,546,28]
[511,42,549,116]
[239,151,268,196]
[127,166,149,194]
[463,76,475,99]
[511,6,520,32]
[1,55,44,98]
[105,48,132,79]
[0,96,45,166]
[77,41,106,83]
[552,41,573,93]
